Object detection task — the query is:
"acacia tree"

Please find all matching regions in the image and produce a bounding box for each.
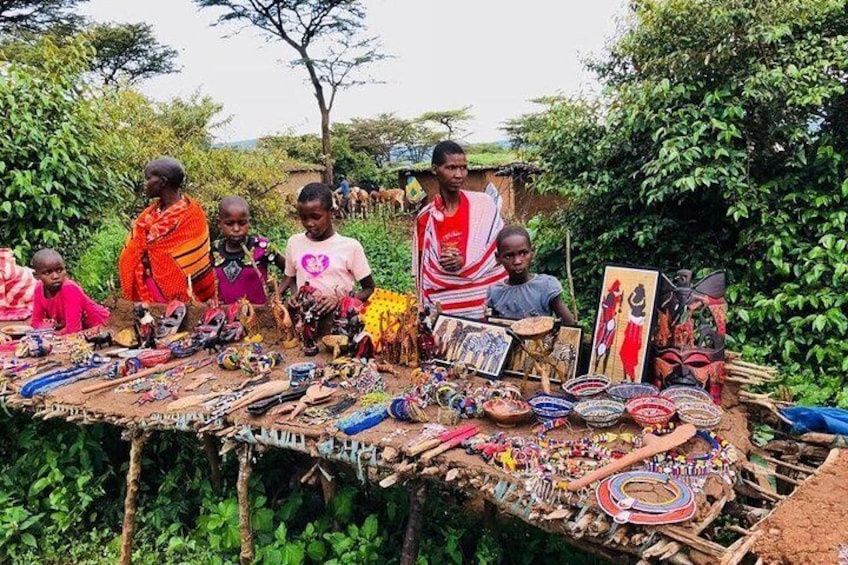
[418,106,473,140]
[88,23,180,87]
[0,0,86,35]
[196,0,387,183]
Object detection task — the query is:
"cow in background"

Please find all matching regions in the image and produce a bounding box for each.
[349,186,370,218]
[370,188,406,215]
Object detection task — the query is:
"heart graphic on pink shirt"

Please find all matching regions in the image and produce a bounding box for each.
[302,254,329,276]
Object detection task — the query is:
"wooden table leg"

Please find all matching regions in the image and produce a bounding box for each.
[120,428,151,565]
[400,482,427,565]
[237,444,255,565]
[201,434,222,492]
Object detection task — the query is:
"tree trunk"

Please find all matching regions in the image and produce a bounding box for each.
[320,106,333,185]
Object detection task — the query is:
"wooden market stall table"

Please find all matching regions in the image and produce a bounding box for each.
[0,306,815,565]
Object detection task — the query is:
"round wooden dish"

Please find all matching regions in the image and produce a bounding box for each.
[625,395,676,427]
[676,401,723,429]
[482,398,533,427]
[0,324,33,339]
[573,399,625,428]
[510,316,554,339]
[527,393,574,421]
[562,374,611,398]
[660,386,713,406]
[608,382,659,402]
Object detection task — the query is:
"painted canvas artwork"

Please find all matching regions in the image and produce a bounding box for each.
[588,265,660,384]
[490,317,582,383]
[432,315,514,378]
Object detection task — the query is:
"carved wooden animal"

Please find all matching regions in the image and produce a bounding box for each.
[237,296,258,337]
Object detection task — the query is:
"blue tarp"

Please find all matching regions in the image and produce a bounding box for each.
[780,406,848,436]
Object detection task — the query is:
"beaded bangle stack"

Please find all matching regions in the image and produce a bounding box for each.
[596,471,696,525]
[388,396,429,423]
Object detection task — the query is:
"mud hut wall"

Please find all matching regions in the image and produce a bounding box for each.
[512,179,569,221]
[398,169,516,218]
[274,170,323,197]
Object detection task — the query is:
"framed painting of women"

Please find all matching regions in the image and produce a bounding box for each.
[588,264,660,384]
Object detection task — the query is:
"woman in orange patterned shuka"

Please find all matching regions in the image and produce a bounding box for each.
[118,157,215,303]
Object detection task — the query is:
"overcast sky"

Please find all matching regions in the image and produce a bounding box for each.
[80,0,626,143]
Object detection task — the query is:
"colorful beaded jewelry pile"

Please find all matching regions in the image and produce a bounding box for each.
[643,423,736,476]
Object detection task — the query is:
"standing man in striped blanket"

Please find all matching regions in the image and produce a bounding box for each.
[413,141,507,319]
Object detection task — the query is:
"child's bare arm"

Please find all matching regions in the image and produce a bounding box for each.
[354,275,375,303]
[551,296,576,326]
[272,253,286,274]
[279,275,295,299]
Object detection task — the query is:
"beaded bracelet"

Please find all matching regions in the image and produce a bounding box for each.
[336,404,388,435]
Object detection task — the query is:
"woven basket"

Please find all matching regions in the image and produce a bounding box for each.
[574,399,625,428]
[676,401,723,429]
[626,395,676,427]
[608,382,659,402]
[660,386,713,407]
[528,393,575,421]
[562,374,611,398]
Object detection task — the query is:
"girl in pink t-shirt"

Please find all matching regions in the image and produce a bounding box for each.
[30,249,110,335]
[281,183,375,315]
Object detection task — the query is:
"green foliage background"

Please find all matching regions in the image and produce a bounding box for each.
[527,0,848,406]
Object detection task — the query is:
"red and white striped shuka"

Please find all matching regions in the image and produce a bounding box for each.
[0,248,36,321]
[413,191,506,319]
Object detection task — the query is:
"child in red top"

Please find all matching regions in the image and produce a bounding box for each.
[30,249,110,334]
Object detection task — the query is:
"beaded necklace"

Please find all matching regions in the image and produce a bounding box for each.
[643,423,736,476]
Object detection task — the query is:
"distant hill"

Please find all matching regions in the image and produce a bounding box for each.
[214,138,259,149]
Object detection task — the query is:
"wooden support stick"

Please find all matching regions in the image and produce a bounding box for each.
[81,359,186,394]
[755,453,815,474]
[720,530,762,565]
[201,434,222,493]
[120,429,151,565]
[567,424,696,491]
[400,482,427,565]
[798,432,848,447]
[237,444,254,565]
[660,527,726,558]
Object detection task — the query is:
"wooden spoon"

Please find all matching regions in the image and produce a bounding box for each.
[566,423,696,491]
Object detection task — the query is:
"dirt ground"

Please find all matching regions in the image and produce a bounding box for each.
[753,448,848,565]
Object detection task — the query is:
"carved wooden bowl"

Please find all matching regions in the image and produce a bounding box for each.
[0,324,33,339]
[482,398,534,427]
[510,316,555,339]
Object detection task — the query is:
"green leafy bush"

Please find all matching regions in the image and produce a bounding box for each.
[72,218,129,301]
[529,0,848,405]
[338,218,414,293]
[0,37,128,261]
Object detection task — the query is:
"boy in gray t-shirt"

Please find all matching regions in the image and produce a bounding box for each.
[486,227,576,324]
